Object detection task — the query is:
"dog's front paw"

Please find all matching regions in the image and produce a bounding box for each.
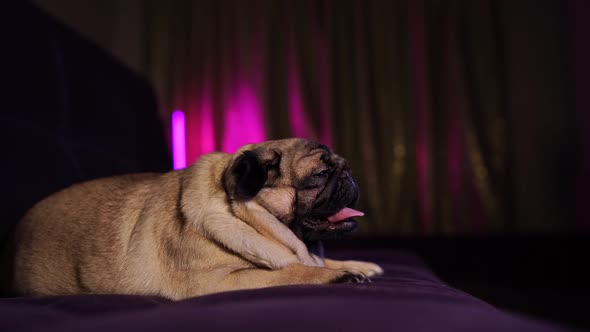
[338,261,384,277]
[258,252,301,270]
[306,253,325,268]
[296,250,324,268]
[331,271,370,284]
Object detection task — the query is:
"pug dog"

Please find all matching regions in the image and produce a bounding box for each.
[9,138,383,300]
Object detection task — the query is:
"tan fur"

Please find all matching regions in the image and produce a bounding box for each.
[10,138,382,300]
[324,259,384,277]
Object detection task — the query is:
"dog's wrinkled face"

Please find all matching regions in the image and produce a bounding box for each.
[224,138,362,243]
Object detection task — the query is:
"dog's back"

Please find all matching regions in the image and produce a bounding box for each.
[11,173,165,296]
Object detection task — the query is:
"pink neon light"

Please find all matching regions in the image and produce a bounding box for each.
[199,83,216,155]
[222,82,266,153]
[172,110,187,170]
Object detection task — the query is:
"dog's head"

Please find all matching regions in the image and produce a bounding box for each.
[224,138,362,243]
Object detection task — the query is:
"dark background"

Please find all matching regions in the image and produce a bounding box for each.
[0,0,588,330]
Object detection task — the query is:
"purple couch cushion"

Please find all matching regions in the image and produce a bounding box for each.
[0,250,573,332]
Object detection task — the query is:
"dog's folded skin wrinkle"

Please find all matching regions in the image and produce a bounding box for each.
[9,138,383,300]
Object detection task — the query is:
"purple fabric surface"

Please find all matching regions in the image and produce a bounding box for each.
[0,250,573,332]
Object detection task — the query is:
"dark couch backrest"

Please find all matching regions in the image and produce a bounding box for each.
[0,1,171,244]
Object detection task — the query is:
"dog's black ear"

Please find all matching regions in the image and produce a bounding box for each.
[226,150,267,200]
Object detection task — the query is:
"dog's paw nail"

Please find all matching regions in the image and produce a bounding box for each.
[332,271,369,284]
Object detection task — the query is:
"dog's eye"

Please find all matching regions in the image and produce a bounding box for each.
[313,169,329,178]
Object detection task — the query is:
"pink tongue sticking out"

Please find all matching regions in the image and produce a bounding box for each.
[327,207,364,223]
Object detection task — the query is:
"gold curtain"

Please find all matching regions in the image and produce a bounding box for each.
[143,0,508,236]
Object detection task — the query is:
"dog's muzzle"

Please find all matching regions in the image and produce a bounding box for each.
[294,170,363,242]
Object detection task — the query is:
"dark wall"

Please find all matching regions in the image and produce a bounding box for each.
[33,0,145,76]
[499,0,575,231]
[570,0,590,231]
